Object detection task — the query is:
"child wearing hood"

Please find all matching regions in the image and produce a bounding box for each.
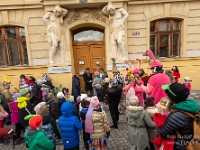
[45,93,59,120]
[126,95,156,150]
[34,102,61,149]
[85,96,110,150]
[24,115,54,150]
[58,102,82,150]
[17,89,35,149]
[92,71,102,96]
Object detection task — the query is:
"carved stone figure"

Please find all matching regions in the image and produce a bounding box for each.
[42,5,68,64]
[102,2,129,62]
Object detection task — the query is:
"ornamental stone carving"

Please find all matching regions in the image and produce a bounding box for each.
[67,8,106,24]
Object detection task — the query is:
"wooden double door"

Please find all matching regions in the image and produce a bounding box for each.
[73,42,105,93]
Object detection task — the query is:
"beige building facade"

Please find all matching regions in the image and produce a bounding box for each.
[0,0,200,91]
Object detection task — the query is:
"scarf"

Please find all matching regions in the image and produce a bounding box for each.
[85,105,95,133]
[17,97,30,109]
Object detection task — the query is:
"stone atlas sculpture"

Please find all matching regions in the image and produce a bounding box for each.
[102,2,129,62]
[42,5,68,64]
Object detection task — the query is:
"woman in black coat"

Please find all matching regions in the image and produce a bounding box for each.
[83,68,93,97]
[72,74,81,103]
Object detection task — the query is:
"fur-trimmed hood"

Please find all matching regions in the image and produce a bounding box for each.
[126,106,144,119]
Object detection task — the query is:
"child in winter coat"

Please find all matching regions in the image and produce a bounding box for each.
[80,98,90,150]
[58,102,82,150]
[17,89,35,128]
[85,97,110,150]
[24,115,54,150]
[126,95,156,150]
[57,92,66,116]
[45,93,59,120]
[0,104,9,127]
[92,71,102,96]
[34,102,61,149]
[183,77,192,92]
[10,93,25,144]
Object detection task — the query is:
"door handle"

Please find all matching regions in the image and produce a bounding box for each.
[93,57,101,59]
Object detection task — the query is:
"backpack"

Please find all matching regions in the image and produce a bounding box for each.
[40,123,58,144]
[174,110,200,150]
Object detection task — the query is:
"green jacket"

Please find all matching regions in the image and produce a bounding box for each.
[0,94,9,112]
[171,99,200,114]
[24,127,54,150]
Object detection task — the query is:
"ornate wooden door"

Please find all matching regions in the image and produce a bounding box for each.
[73,42,105,93]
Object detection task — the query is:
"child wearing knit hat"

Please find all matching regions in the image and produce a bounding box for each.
[126,95,156,150]
[34,102,61,148]
[24,115,54,150]
[85,97,110,150]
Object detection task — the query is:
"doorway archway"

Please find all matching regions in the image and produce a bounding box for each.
[72,27,105,93]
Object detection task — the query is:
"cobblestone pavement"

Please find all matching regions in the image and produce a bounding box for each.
[2,104,131,150]
[2,90,200,150]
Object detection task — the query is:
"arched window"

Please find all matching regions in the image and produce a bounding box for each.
[150,19,181,58]
[73,29,104,42]
[0,26,28,66]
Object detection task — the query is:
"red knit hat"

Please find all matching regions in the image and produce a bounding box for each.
[29,116,43,129]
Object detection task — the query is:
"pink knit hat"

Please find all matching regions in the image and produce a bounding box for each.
[132,58,141,74]
[143,50,162,69]
[90,96,99,107]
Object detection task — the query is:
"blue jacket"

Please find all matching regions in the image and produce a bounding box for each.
[58,102,82,149]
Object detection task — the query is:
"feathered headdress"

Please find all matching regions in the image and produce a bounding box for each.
[143,50,162,69]
[2,75,11,87]
[132,58,141,74]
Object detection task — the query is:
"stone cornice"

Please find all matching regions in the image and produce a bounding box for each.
[128,0,200,5]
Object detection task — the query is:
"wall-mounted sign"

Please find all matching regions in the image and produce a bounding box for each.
[79,70,85,75]
[80,0,87,3]
[132,32,140,35]
[79,61,85,65]
[48,66,71,74]
[96,61,100,66]
[107,64,129,71]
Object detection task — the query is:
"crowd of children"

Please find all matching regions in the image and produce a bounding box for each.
[0,50,197,150]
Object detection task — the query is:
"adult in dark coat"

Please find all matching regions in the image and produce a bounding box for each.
[83,68,93,97]
[159,83,199,150]
[30,80,43,106]
[72,74,81,103]
[106,78,123,129]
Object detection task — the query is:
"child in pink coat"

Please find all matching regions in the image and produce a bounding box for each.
[10,93,24,144]
[183,77,192,92]
[0,104,9,128]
